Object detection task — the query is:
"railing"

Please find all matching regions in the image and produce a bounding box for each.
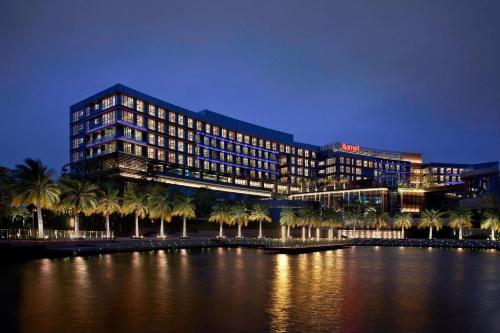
[0,229,114,240]
[221,237,351,248]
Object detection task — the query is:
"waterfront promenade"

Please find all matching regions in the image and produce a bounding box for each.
[1,235,498,260]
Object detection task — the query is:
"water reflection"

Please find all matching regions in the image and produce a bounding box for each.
[269,254,291,333]
[9,247,500,333]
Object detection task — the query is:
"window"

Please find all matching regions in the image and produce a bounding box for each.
[102,96,116,110]
[187,118,193,128]
[158,121,165,133]
[123,111,134,123]
[136,100,144,112]
[148,147,155,159]
[136,115,144,127]
[148,119,155,131]
[169,139,176,150]
[72,110,83,123]
[135,145,142,156]
[178,115,184,126]
[178,141,184,152]
[148,105,155,116]
[158,150,165,161]
[169,152,176,163]
[158,108,165,119]
[134,131,142,142]
[178,128,184,139]
[124,142,132,154]
[169,125,176,137]
[158,136,164,147]
[148,134,155,145]
[122,95,134,108]
[169,112,176,123]
[103,111,115,125]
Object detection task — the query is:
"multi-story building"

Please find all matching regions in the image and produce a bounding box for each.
[69,84,499,212]
[70,84,316,197]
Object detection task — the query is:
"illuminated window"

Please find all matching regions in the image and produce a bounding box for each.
[148,105,155,116]
[148,119,155,130]
[205,124,211,133]
[123,111,134,123]
[178,115,184,126]
[178,154,184,165]
[136,115,144,127]
[158,136,164,147]
[169,112,176,123]
[178,141,184,152]
[168,152,176,163]
[158,150,165,161]
[158,121,165,133]
[158,108,165,119]
[122,95,134,108]
[169,139,176,150]
[124,142,132,154]
[103,111,115,125]
[136,100,144,112]
[102,96,116,110]
[187,118,193,128]
[178,128,184,139]
[148,147,155,159]
[169,125,176,136]
[148,133,155,144]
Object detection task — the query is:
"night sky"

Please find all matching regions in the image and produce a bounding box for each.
[1,0,499,171]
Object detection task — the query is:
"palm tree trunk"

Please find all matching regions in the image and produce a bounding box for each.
[401,226,404,239]
[258,221,263,238]
[329,227,333,240]
[302,226,306,240]
[429,226,433,240]
[105,214,111,238]
[237,223,242,238]
[281,225,286,240]
[74,214,79,234]
[135,213,139,238]
[491,228,495,241]
[182,217,187,237]
[287,225,291,238]
[36,205,44,238]
[459,227,463,240]
[219,223,224,238]
[308,225,312,239]
[316,227,320,240]
[160,216,165,238]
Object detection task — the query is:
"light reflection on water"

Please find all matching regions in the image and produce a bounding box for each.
[1,247,498,333]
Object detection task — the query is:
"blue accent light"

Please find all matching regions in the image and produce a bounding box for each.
[197,143,278,164]
[198,156,279,174]
[198,131,279,154]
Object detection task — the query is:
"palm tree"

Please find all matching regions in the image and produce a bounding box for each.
[298,206,319,240]
[249,203,272,238]
[323,208,343,240]
[365,206,389,238]
[230,202,249,238]
[209,202,231,238]
[448,207,473,240]
[280,207,297,239]
[344,210,364,234]
[59,177,99,234]
[122,187,149,238]
[481,211,500,241]
[394,212,412,239]
[148,187,172,239]
[11,159,60,238]
[95,183,121,238]
[173,195,196,238]
[418,209,444,239]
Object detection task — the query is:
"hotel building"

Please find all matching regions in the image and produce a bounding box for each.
[69,84,500,212]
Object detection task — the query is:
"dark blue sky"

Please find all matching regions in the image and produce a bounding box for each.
[1,0,499,171]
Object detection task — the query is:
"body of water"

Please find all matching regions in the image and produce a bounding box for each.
[1,247,499,332]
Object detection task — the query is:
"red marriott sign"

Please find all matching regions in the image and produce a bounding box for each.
[341,143,361,153]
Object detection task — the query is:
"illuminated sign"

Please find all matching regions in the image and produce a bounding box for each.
[341,143,361,153]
